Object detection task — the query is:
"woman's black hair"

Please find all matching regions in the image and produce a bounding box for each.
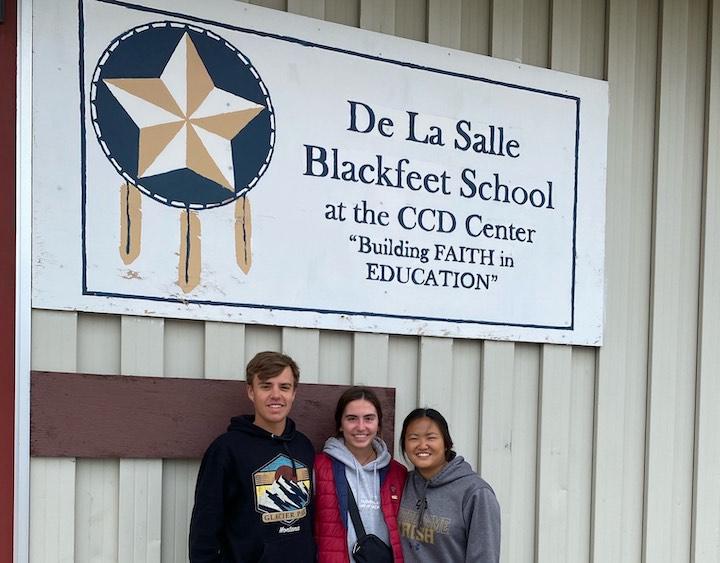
[400,408,456,462]
[334,386,383,437]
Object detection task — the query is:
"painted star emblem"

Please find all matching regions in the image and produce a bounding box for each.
[103,32,264,191]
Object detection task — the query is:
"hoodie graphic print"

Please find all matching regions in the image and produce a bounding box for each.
[398,456,501,563]
[254,453,311,524]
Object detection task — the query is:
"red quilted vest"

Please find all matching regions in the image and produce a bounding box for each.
[314,451,407,562]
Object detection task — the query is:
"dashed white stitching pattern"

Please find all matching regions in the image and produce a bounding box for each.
[88,20,276,209]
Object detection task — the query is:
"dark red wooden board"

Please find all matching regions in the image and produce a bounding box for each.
[31,371,396,458]
[0,1,18,559]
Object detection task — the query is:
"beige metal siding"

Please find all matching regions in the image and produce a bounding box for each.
[646,1,707,561]
[27,0,720,561]
[693,4,720,563]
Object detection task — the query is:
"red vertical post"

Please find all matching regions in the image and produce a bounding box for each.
[0,0,17,560]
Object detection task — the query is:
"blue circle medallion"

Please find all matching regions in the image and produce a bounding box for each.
[90,21,275,209]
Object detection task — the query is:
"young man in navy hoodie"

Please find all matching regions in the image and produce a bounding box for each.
[189,351,316,562]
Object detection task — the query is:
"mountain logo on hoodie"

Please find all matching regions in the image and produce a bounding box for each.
[253,454,311,525]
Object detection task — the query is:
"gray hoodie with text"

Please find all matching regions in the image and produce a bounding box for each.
[398,456,500,563]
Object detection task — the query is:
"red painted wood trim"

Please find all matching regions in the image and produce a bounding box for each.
[30,371,397,459]
[0,0,17,560]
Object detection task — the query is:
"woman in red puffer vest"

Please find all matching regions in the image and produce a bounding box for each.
[314,387,407,562]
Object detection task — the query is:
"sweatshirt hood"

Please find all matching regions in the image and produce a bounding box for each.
[228,415,302,478]
[322,435,391,469]
[227,414,297,442]
[410,455,476,527]
[426,454,475,487]
[322,435,391,504]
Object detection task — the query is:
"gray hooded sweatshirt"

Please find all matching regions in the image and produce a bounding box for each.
[323,436,392,560]
[398,456,500,563]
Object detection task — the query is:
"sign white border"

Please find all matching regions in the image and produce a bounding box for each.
[32,0,607,345]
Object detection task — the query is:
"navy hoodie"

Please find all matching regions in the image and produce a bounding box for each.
[189,415,316,562]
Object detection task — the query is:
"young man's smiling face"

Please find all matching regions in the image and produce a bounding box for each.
[247,366,297,435]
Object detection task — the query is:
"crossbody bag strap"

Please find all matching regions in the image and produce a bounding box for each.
[346,484,367,539]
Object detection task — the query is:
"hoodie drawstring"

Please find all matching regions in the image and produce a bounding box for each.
[373,463,378,503]
[346,444,381,507]
[416,479,429,529]
[282,440,298,479]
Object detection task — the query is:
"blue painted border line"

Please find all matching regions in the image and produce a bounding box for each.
[79,0,578,332]
[97,0,581,103]
[84,290,571,330]
[79,0,88,294]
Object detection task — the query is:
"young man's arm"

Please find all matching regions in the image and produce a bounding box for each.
[189,441,228,562]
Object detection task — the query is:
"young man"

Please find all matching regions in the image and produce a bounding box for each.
[189,351,316,562]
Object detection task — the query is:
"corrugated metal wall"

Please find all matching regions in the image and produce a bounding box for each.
[27,0,720,562]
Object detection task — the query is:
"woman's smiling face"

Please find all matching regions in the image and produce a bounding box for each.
[403,417,448,479]
[340,399,379,459]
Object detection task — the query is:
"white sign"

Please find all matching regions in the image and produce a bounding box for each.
[32,0,608,345]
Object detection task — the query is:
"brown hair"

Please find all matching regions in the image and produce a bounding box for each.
[334,386,383,436]
[246,351,300,387]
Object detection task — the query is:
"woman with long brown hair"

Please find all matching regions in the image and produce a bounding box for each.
[314,387,407,562]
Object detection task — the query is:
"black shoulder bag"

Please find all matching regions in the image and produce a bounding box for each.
[346,484,394,563]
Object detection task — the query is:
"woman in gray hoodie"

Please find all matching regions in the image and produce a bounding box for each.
[398,408,500,563]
